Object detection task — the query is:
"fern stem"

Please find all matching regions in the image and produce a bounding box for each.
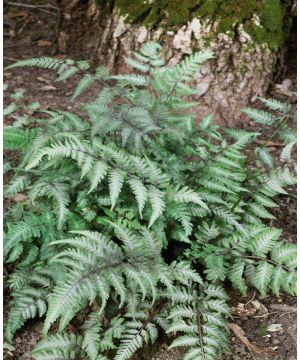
[231,115,292,211]
[196,298,204,351]
[239,255,290,271]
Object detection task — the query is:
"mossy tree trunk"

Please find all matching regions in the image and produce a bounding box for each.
[88,0,296,126]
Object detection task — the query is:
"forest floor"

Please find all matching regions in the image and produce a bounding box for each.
[3,1,297,360]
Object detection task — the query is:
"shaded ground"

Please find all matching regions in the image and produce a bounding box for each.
[3,1,297,359]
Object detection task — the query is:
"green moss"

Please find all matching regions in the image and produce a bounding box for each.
[256,325,268,337]
[113,0,151,24]
[109,0,286,49]
[239,65,248,77]
[196,0,260,33]
[114,0,203,27]
[245,0,284,50]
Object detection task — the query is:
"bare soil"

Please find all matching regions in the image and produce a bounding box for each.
[3,1,297,359]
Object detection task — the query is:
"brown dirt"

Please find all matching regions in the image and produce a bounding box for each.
[3,1,297,360]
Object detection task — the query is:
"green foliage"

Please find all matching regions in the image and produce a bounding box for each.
[4,42,296,359]
[111,0,286,49]
[168,284,230,360]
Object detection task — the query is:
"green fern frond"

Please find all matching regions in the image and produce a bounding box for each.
[32,333,83,360]
[4,42,296,360]
[4,127,37,150]
[258,97,291,113]
[242,108,275,125]
[254,261,274,296]
[4,103,18,116]
[148,186,166,227]
[109,168,125,210]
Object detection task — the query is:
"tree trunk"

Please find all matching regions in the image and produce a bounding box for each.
[87,0,296,126]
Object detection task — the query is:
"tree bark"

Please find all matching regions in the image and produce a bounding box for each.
[87,0,296,126]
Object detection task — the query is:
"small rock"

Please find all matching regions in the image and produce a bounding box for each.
[267,324,283,332]
[278,346,287,359]
[21,351,31,360]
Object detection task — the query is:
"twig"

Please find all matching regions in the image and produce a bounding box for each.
[252,311,279,318]
[238,255,290,271]
[245,290,256,306]
[256,140,284,147]
[3,56,19,62]
[269,304,297,313]
[6,1,58,9]
[196,300,204,352]
[4,44,29,48]
[230,115,291,212]
[6,2,56,15]
[229,323,277,357]
[53,0,62,55]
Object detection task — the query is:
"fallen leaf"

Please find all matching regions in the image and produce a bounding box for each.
[6,10,28,18]
[269,304,297,313]
[55,54,67,59]
[37,40,53,47]
[3,342,15,351]
[63,0,81,11]
[41,85,57,91]
[37,77,52,84]
[12,194,27,202]
[232,303,257,319]
[256,140,284,147]
[267,324,283,332]
[277,346,287,360]
[268,147,277,152]
[229,323,277,357]
[252,299,268,314]
[58,31,68,53]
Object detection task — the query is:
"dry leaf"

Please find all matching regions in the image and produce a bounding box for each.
[229,323,277,357]
[6,10,29,18]
[58,31,68,53]
[256,140,284,147]
[269,304,297,313]
[37,77,52,84]
[63,0,81,11]
[37,40,53,47]
[267,324,283,332]
[41,85,56,91]
[232,303,257,319]
[12,194,27,202]
[268,147,277,152]
[55,54,67,59]
[252,299,268,314]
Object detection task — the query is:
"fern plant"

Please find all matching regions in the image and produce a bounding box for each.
[4,42,296,360]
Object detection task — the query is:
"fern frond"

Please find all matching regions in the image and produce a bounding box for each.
[5,57,63,70]
[4,175,30,197]
[280,141,296,162]
[4,127,37,149]
[254,261,274,296]
[5,268,54,342]
[88,160,109,193]
[109,168,125,209]
[242,108,275,125]
[173,186,208,210]
[32,333,83,360]
[258,97,291,113]
[148,186,166,227]
[111,74,148,86]
[128,178,147,218]
[115,321,158,360]
[271,243,297,268]
[4,103,18,116]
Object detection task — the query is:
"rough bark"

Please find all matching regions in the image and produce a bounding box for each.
[87,0,295,126]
